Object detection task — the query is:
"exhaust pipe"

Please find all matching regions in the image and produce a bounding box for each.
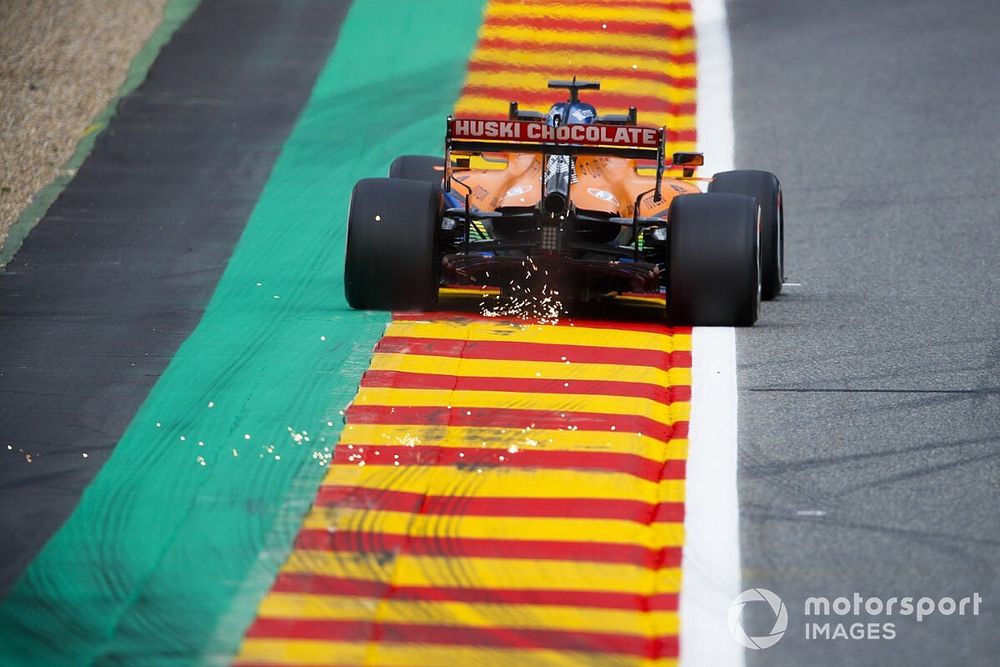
[543,190,568,215]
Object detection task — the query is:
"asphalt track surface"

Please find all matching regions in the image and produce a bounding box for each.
[729,0,1000,664]
[0,0,351,595]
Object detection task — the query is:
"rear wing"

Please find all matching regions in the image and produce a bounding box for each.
[445,116,666,201]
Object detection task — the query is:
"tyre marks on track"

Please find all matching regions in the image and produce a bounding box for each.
[236,316,692,665]
[235,0,699,663]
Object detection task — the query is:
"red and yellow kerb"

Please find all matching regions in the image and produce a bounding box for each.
[236,0,697,664]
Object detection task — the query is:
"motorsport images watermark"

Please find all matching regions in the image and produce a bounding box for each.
[728,589,984,649]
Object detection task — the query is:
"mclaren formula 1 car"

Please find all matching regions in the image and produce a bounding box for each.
[344,79,783,325]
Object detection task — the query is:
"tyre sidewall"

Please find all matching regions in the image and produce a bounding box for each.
[709,169,782,299]
[345,178,441,310]
[667,192,760,326]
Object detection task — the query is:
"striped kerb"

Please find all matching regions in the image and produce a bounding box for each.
[235,1,697,665]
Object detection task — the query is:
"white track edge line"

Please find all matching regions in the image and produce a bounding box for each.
[680,1,744,666]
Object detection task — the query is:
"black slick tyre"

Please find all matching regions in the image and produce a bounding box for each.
[388,155,445,186]
[709,169,783,299]
[667,192,761,326]
[344,178,441,310]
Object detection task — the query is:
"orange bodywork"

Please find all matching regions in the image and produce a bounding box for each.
[452,153,700,218]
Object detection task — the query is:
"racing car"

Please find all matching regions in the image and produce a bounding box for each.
[344,79,783,325]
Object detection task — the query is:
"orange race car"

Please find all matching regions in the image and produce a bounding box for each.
[344,79,783,325]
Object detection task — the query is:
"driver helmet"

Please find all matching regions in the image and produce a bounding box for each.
[546,101,597,127]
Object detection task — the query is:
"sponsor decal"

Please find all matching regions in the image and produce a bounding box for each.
[586,188,619,206]
[450,119,660,149]
[503,184,533,198]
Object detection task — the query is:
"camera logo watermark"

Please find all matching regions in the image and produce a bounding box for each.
[728,588,788,649]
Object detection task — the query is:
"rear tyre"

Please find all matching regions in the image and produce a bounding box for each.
[388,155,445,186]
[709,170,783,299]
[344,178,441,310]
[667,193,760,326]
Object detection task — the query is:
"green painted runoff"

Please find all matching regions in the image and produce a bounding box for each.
[0,1,486,664]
